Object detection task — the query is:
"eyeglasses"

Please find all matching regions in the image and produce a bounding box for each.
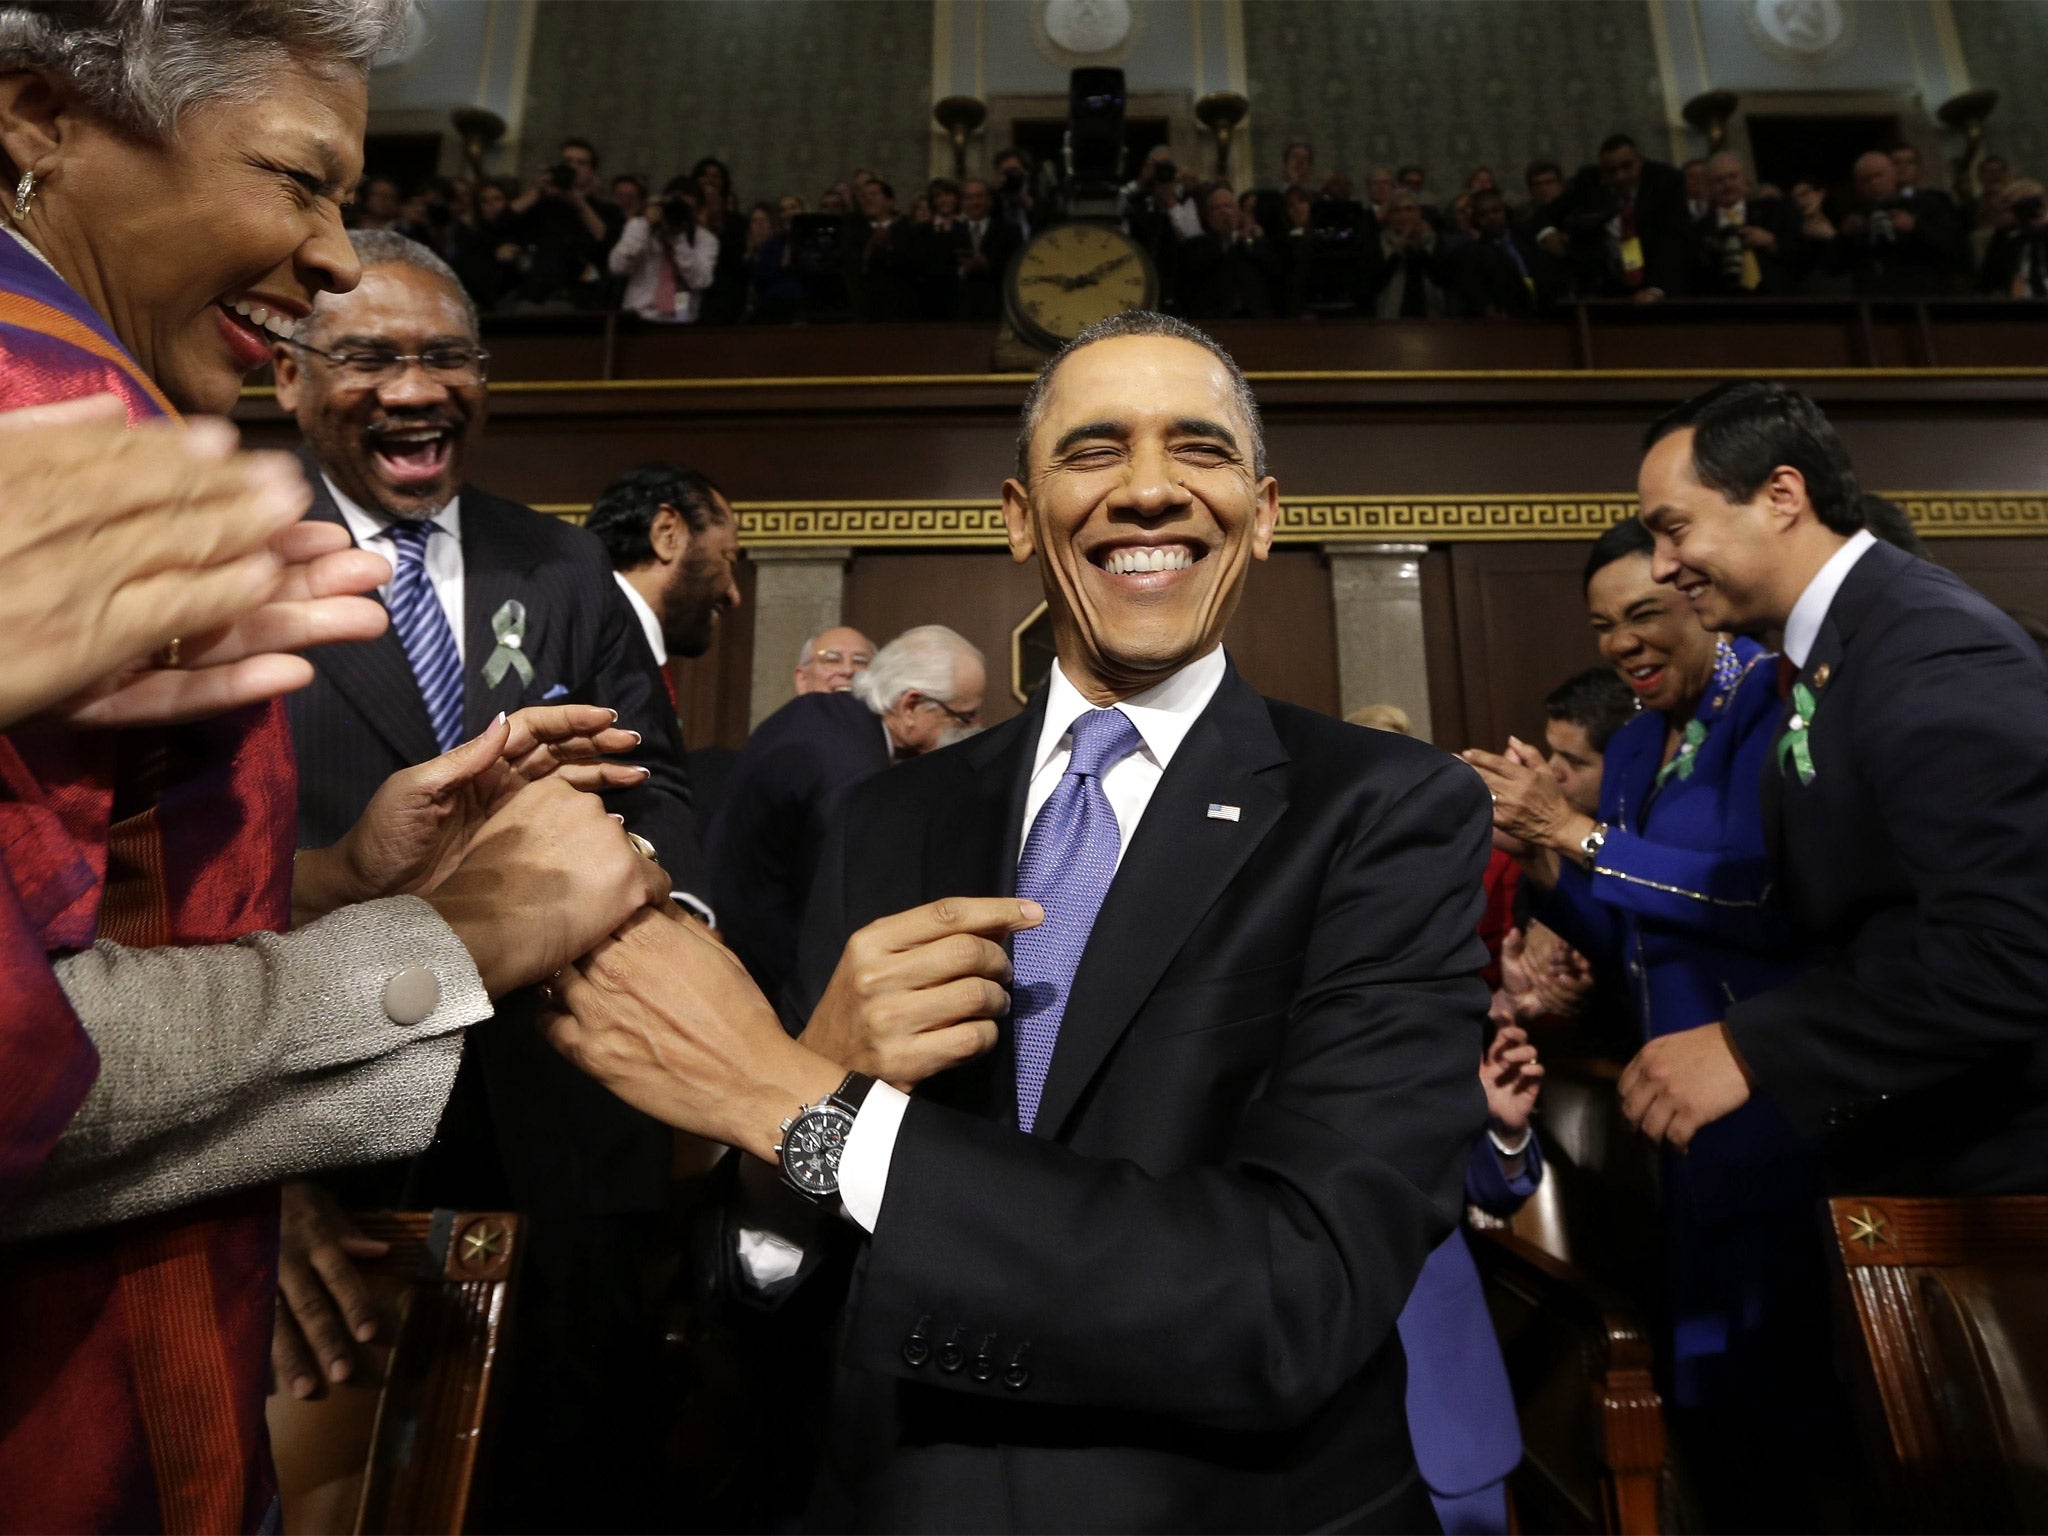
[806,649,874,669]
[281,338,490,386]
[922,696,981,729]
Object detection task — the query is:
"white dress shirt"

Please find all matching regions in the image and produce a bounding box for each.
[607,216,718,323]
[613,571,665,665]
[1782,528,1877,667]
[327,475,465,657]
[835,646,1229,1233]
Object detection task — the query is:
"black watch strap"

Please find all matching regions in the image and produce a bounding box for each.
[830,1071,876,1116]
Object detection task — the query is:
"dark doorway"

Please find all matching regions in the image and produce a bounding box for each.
[1008,116,1170,188]
[1746,114,1899,198]
[362,131,444,195]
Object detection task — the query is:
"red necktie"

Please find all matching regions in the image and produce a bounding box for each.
[662,665,678,710]
[1777,654,1798,699]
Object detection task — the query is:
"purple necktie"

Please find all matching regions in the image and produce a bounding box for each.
[1012,707,1143,1132]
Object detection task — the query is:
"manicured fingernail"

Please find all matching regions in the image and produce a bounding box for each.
[609,813,625,824]
[493,710,507,727]
[1019,899,1044,922]
[607,709,619,722]
[626,731,642,745]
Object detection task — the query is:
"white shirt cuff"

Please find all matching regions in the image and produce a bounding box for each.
[839,1080,911,1233]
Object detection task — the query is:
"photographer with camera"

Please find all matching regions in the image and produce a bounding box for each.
[507,136,622,308]
[991,145,1053,239]
[1979,179,2048,297]
[1825,150,1960,296]
[1123,145,1200,303]
[609,176,719,323]
[1690,152,1804,297]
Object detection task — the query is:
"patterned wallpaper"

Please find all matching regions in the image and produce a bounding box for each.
[517,0,933,204]
[1243,0,1669,196]
[1951,0,2048,185]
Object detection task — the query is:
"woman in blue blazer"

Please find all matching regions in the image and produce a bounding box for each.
[1464,519,1839,1526]
[1397,1020,1544,1535]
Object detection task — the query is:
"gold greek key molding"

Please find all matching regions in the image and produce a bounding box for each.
[533,492,2048,543]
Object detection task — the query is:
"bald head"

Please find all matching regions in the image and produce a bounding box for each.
[795,625,876,694]
[1707,152,1749,209]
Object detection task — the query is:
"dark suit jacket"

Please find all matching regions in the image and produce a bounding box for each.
[1445,232,1546,316]
[287,462,702,1216]
[1691,197,1807,296]
[956,215,1023,321]
[1552,159,1695,296]
[1175,231,1283,319]
[1826,195,1962,296]
[1728,539,2048,1195]
[845,215,922,322]
[789,661,1492,1532]
[707,689,891,1014]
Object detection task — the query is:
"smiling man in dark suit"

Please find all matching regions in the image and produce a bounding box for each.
[1622,381,2048,1196]
[267,229,707,1530]
[539,310,1495,1532]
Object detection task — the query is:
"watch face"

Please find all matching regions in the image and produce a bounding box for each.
[1005,223,1157,350]
[781,1106,852,1195]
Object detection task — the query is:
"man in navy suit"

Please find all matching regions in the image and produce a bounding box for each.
[268,231,711,1530]
[1622,381,2048,1196]
[542,311,1494,1532]
[707,625,985,1010]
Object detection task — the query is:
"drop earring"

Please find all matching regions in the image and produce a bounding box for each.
[11,170,34,221]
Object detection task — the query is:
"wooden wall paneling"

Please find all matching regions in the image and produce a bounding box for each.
[1928,537,2048,627]
[1420,547,1469,751]
[1221,550,1340,717]
[669,554,757,751]
[1446,543,1605,754]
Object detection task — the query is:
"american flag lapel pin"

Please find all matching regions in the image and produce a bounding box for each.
[1207,803,1241,822]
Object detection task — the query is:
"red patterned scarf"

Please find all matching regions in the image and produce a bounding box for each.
[0,231,299,1534]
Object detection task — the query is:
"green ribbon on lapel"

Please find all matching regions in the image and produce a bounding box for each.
[481,599,535,689]
[1775,681,1818,787]
[1656,718,1709,786]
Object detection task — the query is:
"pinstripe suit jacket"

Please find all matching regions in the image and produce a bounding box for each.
[285,462,701,1215]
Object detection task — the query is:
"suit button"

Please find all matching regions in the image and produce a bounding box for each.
[936,1326,966,1373]
[970,1333,998,1383]
[1002,1343,1032,1391]
[902,1315,932,1369]
[381,965,440,1025]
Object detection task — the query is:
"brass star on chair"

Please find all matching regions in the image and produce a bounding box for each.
[1846,1206,1893,1250]
[459,1221,508,1266]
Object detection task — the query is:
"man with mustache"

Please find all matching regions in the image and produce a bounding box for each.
[269,229,706,1528]
[542,311,1493,1532]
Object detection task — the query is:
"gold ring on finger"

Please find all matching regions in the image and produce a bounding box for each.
[159,636,183,669]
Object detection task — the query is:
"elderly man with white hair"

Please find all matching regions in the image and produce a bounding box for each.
[710,624,985,1005]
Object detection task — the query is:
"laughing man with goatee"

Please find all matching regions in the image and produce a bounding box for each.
[270,229,715,1531]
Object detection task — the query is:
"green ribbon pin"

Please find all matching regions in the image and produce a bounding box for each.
[481,599,535,689]
[1656,718,1709,786]
[1775,681,1818,787]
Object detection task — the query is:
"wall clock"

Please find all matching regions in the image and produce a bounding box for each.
[1003,222,1159,352]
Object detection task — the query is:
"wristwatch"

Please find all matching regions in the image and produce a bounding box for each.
[1577,821,1609,863]
[775,1072,876,1203]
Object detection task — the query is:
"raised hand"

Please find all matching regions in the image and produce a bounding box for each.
[0,398,385,728]
[293,705,651,926]
[1480,1022,1545,1133]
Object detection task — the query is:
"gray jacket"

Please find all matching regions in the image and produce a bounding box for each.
[1,895,489,1240]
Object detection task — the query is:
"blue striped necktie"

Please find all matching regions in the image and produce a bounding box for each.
[1011,706,1143,1132]
[385,518,465,754]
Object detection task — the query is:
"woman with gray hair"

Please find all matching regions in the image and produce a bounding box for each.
[0,5,666,1528]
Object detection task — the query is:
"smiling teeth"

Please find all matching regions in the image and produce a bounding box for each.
[230,298,298,341]
[1105,546,1193,575]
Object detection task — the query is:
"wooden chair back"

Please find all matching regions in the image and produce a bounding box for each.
[1825,1194,2048,1534]
[1470,1223,1667,1534]
[268,1210,523,1535]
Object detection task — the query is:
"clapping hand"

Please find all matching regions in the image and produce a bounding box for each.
[1497,923,1594,1023]
[1480,1022,1545,1134]
[0,398,388,729]
[1462,737,1583,852]
[293,704,651,925]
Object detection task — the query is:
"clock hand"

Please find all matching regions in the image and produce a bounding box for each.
[1079,253,1136,282]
